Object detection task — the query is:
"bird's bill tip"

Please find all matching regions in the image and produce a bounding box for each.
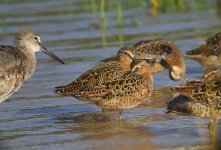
[40,46,65,65]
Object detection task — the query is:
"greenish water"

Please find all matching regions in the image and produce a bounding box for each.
[0,0,221,149]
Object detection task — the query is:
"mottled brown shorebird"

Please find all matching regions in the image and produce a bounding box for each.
[168,70,221,143]
[186,32,221,73]
[0,29,65,103]
[87,59,155,112]
[57,58,160,121]
[102,38,186,81]
[55,46,135,101]
[133,38,185,80]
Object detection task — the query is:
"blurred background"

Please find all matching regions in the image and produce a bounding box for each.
[0,0,221,149]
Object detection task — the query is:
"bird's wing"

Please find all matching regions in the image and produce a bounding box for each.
[56,61,125,95]
[205,73,221,109]
[82,73,152,102]
[171,70,221,109]
[0,46,20,71]
[171,80,202,97]
[76,61,124,83]
[133,38,174,58]
[0,71,23,102]
[0,45,24,102]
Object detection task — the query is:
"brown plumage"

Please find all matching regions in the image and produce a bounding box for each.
[133,38,185,80]
[168,70,221,121]
[168,70,221,142]
[58,59,157,121]
[78,59,155,111]
[0,29,65,103]
[102,38,185,81]
[186,32,221,73]
[55,47,135,100]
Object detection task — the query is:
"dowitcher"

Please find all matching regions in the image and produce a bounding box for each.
[186,32,221,73]
[87,59,155,111]
[55,47,135,100]
[58,58,159,122]
[133,38,185,80]
[102,38,186,80]
[0,29,65,103]
[168,70,221,143]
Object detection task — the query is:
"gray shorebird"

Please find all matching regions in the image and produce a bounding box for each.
[0,29,65,103]
[102,38,186,81]
[186,32,221,73]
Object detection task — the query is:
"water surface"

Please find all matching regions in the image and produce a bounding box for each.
[0,0,221,149]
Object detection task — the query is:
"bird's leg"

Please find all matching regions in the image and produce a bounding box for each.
[119,111,123,128]
[208,119,217,146]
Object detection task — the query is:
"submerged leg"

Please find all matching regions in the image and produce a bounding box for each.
[208,119,217,146]
[119,111,123,128]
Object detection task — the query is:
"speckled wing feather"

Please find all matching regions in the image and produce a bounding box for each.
[0,45,25,102]
[102,39,175,62]
[55,61,126,95]
[133,38,174,58]
[202,70,221,81]
[171,80,203,97]
[78,72,153,110]
[171,82,210,107]
[191,71,221,108]
[76,61,125,83]
[204,71,221,109]
[133,38,184,75]
[97,73,153,110]
[171,70,221,109]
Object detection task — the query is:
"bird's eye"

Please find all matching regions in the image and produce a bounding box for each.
[124,51,128,55]
[34,36,38,40]
[136,65,142,69]
[33,36,41,42]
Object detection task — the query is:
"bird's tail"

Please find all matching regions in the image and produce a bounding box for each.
[54,85,67,95]
[55,82,79,96]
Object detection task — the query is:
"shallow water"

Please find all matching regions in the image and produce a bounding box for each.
[0,0,221,149]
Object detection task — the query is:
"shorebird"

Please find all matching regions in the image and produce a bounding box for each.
[0,29,65,103]
[55,46,136,100]
[86,59,156,112]
[134,38,185,80]
[168,70,221,143]
[57,58,160,122]
[186,32,221,73]
[102,38,186,81]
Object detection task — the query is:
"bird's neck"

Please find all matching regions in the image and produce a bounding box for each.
[144,72,153,81]
[137,70,153,81]
[16,44,37,80]
[119,57,131,71]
